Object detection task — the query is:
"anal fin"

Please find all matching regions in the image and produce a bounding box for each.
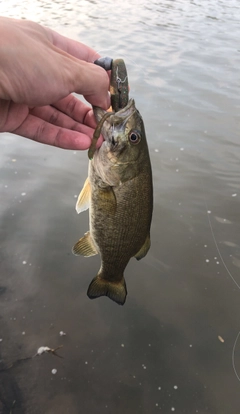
[134,233,151,261]
[72,231,98,257]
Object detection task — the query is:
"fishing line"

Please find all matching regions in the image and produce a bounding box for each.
[202,179,240,383]
[201,178,240,290]
[232,331,240,382]
[96,51,144,74]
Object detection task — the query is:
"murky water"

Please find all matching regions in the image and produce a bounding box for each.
[0,1,240,413]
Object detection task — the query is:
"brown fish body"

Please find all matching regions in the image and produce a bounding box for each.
[73,99,153,305]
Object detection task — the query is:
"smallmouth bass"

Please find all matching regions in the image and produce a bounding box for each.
[72,98,153,305]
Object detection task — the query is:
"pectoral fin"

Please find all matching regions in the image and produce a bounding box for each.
[98,186,117,215]
[72,231,98,257]
[75,178,91,214]
[134,234,151,260]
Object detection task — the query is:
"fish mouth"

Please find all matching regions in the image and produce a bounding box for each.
[110,98,136,121]
[93,98,138,150]
[111,99,139,148]
[94,98,136,128]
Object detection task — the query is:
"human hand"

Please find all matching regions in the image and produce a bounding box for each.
[0,17,110,149]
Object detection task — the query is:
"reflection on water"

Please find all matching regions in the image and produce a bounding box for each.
[0,0,240,413]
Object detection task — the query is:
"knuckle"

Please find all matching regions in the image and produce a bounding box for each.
[53,128,63,147]
[48,108,60,125]
[70,121,79,131]
[34,121,47,142]
[65,97,77,116]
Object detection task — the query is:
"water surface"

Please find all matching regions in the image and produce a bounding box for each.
[0,1,240,413]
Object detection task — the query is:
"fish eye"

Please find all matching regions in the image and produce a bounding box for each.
[129,130,141,145]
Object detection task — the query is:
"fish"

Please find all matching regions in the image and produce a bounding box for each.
[72,98,153,305]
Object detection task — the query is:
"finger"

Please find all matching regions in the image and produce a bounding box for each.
[68,61,110,109]
[45,27,100,63]
[45,26,112,85]
[30,104,95,135]
[13,113,94,150]
[51,95,97,129]
[45,30,111,109]
[54,57,110,109]
[30,104,104,148]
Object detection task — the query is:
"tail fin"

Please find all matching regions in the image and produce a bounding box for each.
[87,275,127,306]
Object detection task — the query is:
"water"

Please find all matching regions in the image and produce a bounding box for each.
[0,1,240,413]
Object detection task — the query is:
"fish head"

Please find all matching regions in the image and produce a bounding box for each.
[93,99,148,167]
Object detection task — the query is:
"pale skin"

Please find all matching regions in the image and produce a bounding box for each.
[0,16,111,150]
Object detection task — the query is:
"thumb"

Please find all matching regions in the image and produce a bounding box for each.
[66,58,110,109]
